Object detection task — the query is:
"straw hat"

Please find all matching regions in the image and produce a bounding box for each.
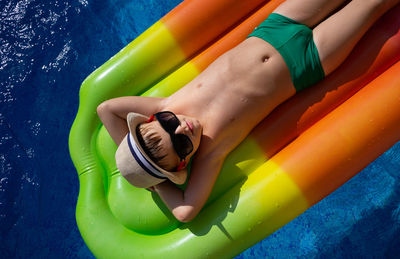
[115,112,187,188]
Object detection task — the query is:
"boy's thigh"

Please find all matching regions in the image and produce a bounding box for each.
[273,0,347,27]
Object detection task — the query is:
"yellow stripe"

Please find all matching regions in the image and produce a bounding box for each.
[143,61,200,97]
[123,21,186,67]
[236,159,309,233]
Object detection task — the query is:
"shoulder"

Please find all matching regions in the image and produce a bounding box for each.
[194,128,234,163]
[189,141,227,180]
[194,137,227,162]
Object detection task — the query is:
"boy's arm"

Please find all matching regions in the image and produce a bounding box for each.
[154,154,224,222]
[96,96,165,146]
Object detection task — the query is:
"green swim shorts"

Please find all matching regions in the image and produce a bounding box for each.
[247,13,325,92]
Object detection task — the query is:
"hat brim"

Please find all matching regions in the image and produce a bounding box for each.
[127,112,187,185]
[116,135,165,188]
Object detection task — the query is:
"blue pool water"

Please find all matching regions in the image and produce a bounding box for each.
[1,0,399,258]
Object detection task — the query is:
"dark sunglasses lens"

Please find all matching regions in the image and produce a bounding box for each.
[173,135,193,158]
[156,112,180,132]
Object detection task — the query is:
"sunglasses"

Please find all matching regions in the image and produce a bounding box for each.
[149,111,194,161]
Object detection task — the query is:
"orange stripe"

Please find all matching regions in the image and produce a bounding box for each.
[161,0,269,58]
[273,61,400,205]
[251,5,400,157]
[192,0,285,71]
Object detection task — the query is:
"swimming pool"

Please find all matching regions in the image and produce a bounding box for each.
[1,0,399,258]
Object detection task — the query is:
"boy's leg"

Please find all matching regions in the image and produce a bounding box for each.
[274,0,348,28]
[313,0,400,75]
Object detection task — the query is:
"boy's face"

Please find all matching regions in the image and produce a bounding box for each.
[148,114,203,167]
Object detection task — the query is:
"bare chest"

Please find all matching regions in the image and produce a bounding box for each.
[167,38,295,151]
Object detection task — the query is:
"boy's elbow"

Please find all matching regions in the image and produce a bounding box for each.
[173,206,197,223]
[96,101,110,118]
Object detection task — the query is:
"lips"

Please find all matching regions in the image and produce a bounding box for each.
[186,121,194,133]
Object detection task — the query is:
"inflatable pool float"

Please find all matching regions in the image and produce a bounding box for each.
[68,0,400,257]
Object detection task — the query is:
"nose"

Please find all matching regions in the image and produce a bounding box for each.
[175,124,187,135]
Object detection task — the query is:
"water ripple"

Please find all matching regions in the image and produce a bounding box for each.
[1,0,80,103]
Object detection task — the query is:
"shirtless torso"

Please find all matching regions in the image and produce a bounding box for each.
[164,37,295,163]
